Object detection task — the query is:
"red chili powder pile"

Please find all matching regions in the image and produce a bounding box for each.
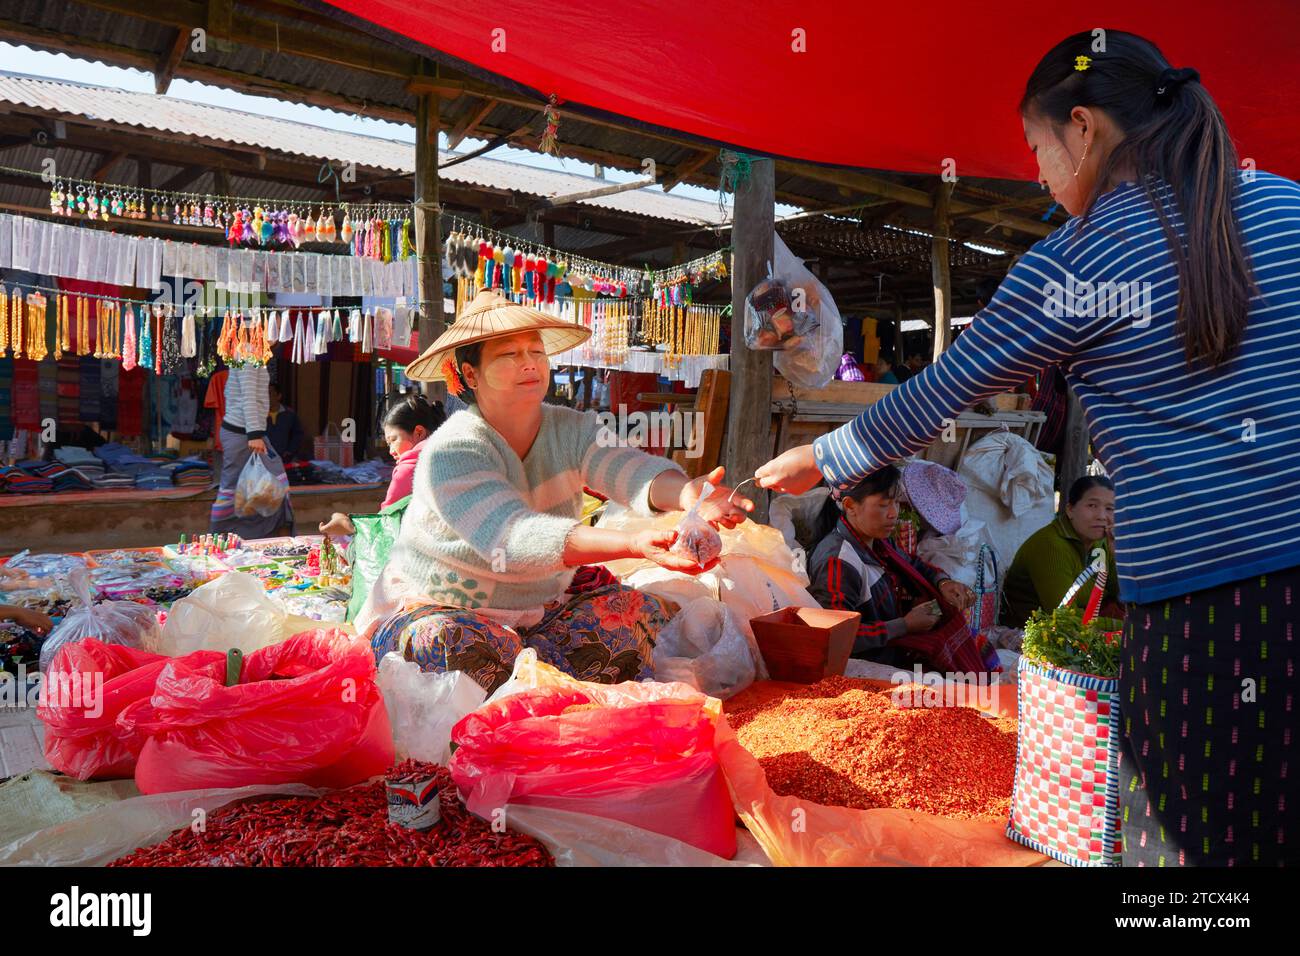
[727,676,1017,819]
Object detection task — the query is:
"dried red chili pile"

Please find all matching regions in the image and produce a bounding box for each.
[727,677,1016,819]
[108,760,553,867]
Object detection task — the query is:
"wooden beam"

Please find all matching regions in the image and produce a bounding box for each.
[931,180,954,362]
[446,98,498,150]
[722,158,775,520]
[154,28,189,95]
[92,151,127,180]
[661,150,713,192]
[158,164,207,192]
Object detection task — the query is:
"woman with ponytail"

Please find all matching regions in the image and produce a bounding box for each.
[757,31,1300,866]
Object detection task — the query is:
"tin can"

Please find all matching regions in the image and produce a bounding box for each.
[385,775,442,831]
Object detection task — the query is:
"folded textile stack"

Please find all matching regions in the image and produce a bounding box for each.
[0,465,52,494]
[20,461,93,492]
[54,446,106,481]
[285,461,320,486]
[134,471,175,490]
[94,442,157,476]
[342,459,393,485]
[92,473,136,490]
[160,457,213,487]
[309,459,351,484]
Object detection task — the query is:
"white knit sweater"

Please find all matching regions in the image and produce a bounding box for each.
[360,404,682,630]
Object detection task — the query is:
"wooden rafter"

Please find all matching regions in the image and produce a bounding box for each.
[661,150,713,192]
[154,28,189,95]
[446,98,498,150]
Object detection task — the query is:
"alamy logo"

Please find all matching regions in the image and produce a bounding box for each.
[1042,273,1154,327]
[50,886,151,936]
[596,407,706,458]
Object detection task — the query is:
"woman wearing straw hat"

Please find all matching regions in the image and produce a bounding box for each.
[358,289,752,693]
[756,31,1300,865]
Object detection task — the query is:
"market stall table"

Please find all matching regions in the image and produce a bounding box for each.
[0,483,385,555]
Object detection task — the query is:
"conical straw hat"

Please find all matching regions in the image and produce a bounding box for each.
[405,289,591,382]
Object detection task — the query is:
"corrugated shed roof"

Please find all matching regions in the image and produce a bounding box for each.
[0,71,729,226]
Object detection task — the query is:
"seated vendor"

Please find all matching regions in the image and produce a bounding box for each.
[358,290,752,693]
[807,465,975,665]
[318,392,448,536]
[1001,475,1120,628]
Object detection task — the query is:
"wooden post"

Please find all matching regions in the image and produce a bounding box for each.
[1058,384,1090,514]
[414,92,444,352]
[931,180,954,362]
[414,92,446,402]
[722,158,775,520]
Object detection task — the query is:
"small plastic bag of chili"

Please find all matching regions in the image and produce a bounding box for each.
[670,482,723,567]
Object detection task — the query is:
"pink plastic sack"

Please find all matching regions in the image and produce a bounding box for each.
[450,682,737,859]
[38,639,174,780]
[119,630,394,794]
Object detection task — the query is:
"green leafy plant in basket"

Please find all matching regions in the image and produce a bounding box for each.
[1021,605,1124,678]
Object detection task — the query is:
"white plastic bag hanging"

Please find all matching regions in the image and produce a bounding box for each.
[38,569,160,672]
[770,232,843,388]
[233,452,286,518]
[654,597,767,699]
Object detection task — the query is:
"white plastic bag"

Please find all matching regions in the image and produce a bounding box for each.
[151,571,318,656]
[654,597,767,699]
[768,487,832,553]
[771,233,843,388]
[958,432,1055,570]
[376,653,487,765]
[916,519,995,589]
[233,452,286,518]
[670,481,723,566]
[596,503,816,638]
[37,569,160,672]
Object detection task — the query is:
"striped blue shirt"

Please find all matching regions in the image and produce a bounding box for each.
[814,172,1300,605]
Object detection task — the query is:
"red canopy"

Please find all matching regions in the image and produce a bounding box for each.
[320,1,1300,182]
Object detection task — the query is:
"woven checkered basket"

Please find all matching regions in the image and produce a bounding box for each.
[1007,656,1122,866]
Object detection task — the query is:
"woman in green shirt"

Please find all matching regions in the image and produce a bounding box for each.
[1001,476,1119,627]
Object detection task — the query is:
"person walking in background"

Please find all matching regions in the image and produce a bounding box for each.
[210,362,293,537]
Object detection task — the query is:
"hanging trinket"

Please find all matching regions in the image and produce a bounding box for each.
[340,211,353,244]
[303,208,318,243]
[49,182,63,216]
[319,209,336,243]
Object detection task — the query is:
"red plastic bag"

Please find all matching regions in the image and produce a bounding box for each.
[119,630,394,794]
[38,639,173,780]
[450,675,737,859]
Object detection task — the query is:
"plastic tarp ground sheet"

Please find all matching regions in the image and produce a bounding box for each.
[318,1,1300,180]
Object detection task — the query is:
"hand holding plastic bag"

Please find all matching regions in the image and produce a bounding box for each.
[233,452,287,518]
[38,569,160,672]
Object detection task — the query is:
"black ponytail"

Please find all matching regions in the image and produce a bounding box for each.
[1021,30,1256,368]
[383,392,446,436]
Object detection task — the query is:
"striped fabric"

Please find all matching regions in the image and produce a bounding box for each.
[814,172,1300,604]
[387,404,682,615]
[221,364,271,439]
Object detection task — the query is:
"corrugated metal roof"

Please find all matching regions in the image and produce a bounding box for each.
[0,72,729,226]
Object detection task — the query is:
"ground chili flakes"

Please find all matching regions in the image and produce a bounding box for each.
[107,760,553,868]
[726,676,1017,820]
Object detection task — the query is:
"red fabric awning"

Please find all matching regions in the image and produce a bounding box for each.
[319,1,1300,182]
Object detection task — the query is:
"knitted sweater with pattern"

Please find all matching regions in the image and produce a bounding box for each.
[385,404,682,613]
